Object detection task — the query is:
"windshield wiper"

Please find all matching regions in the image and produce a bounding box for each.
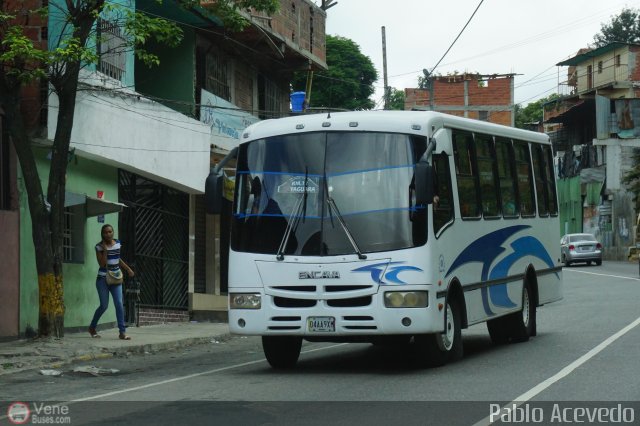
[324,179,367,260]
[276,170,309,261]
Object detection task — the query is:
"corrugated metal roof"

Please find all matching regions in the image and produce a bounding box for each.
[556,42,640,66]
[544,100,587,124]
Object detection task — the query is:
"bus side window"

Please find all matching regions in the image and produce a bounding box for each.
[453,130,480,219]
[495,137,518,217]
[514,140,536,216]
[544,145,558,215]
[532,145,549,216]
[433,153,454,235]
[474,133,499,218]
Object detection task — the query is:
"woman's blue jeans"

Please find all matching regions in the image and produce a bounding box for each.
[89,276,126,333]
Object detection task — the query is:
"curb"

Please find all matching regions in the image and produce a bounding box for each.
[0,332,231,377]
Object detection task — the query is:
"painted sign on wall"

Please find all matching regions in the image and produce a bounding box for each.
[200,90,260,151]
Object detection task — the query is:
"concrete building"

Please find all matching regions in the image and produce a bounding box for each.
[404,73,516,126]
[549,42,640,260]
[1,0,327,339]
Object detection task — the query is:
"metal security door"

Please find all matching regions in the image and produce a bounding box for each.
[119,170,189,310]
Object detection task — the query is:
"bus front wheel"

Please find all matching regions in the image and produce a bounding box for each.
[262,336,302,369]
[414,299,463,367]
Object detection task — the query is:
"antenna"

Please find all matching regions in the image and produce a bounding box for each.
[327,111,331,119]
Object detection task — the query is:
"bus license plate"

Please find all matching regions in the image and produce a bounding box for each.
[307,316,335,332]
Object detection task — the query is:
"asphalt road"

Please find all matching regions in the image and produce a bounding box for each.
[2,261,639,425]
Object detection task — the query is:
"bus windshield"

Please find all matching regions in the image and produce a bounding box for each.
[231,131,427,256]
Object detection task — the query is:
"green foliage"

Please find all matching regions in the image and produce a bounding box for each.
[593,7,640,47]
[622,149,640,207]
[292,35,378,111]
[387,87,405,110]
[0,26,48,82]
[123,10,183,67]
[515,94,560,129]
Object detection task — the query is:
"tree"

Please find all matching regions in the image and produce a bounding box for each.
[593,7,640,47]
[0,0,277,337]
[387,87,405,110]
[514,94,560,129]
[292,35,377,110]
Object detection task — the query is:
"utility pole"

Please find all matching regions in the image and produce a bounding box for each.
[381,26,389,110]
[321,0,338,11]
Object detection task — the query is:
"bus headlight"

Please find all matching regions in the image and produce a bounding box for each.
[384,291,428,308]
[230,293,261,309]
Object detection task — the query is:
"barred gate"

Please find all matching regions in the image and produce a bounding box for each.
[118,170,189,310]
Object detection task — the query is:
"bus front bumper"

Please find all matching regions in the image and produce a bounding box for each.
[227,289,445,337]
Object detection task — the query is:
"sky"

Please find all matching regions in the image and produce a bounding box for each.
[314,0,634,107]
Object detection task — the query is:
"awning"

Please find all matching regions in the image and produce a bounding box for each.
[64,191,126,217]
[544,100,593,124]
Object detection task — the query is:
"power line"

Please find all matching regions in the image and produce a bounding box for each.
[387,2,627,84]
[427,0,485,76]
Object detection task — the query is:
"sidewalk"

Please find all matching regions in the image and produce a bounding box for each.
[0,322,230,376]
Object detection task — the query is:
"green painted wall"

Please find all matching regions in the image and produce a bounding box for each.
[557,177,583,236]
[135,25,196,117]
[19,148,121,333]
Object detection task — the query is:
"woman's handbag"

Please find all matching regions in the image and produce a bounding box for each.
[106,267,124,285]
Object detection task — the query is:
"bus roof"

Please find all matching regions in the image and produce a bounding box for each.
[241,111,550,145]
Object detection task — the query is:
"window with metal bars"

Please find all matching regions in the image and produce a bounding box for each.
[63,205,85,263]
[205,51,231,101]
[97,18,126,82]
[258,74,282,119]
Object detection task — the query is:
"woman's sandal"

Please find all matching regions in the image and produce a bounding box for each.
[88,328,101,338]
[119,333,131,340]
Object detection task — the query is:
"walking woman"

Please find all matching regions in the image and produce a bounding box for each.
[89,224,135,340]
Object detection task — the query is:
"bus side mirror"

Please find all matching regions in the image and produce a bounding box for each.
[205,171,224,214]
[415,161,434,206]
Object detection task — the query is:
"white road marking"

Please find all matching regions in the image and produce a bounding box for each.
[473,315,640,426]
[564,268,640,281]
[0,342,348,421]
[72,342,347,402]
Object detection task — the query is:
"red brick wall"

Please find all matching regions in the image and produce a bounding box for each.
[404,75,514,126]
[630,46,640,82]
[404,88,430,109]
[138,308,190,326]
[468,78,511,105]
[6,0,47,131]
[432,79,466,105]
[248,0,326,63]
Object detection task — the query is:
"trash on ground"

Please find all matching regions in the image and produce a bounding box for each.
[39,369,63,376]
[72,366,119,376]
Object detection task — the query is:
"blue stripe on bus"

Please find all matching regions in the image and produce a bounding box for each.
[445,225,554,315]
[236,164,415,179]
[234,206,424,219]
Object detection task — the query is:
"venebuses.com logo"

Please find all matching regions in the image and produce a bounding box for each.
[6,401,71,424]
[6,402,30,424]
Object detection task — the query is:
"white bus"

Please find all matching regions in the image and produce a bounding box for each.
[205,111,562,369]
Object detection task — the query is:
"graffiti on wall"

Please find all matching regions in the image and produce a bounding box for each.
[616,99,640,139]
